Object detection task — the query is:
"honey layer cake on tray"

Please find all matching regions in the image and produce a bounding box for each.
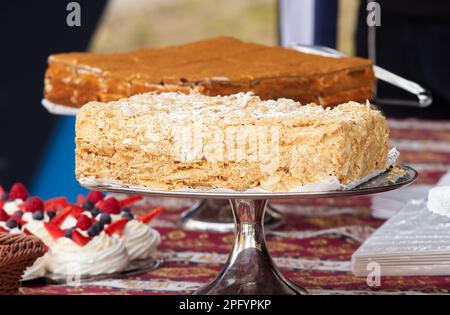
[46,37,375,108]
[75,92,389,192]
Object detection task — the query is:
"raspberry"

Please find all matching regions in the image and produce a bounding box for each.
[8,183,29,201]
[101,197,120,214]
[24,196,44,212]
[87,190,104,204]
[76,214,92,231]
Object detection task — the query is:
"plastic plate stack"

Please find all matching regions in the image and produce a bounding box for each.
[352,199,450,276]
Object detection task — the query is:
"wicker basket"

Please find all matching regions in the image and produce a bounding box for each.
[0,232,45,294]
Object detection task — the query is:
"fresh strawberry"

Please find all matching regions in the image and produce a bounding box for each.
[137,207,165,224]
[100,197,120,214]
[105,218,129,236]
[0,208,9,222]
[0,226,8,233]
[76,214,92,230]
[44,222,64,240]
[0,200,4,209]
[50,206,72,227]
[24,196,44,212]
[44,197,68,212]
[71,230,91,246]
[119,195,143,207]
[69,205,83,218]
[8,183,29,201]
[87,190,104,204]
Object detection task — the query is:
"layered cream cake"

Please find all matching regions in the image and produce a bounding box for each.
[44,37,374,108]
[75,92,389,192]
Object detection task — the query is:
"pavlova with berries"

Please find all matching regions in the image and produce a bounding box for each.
[0,183,163,279]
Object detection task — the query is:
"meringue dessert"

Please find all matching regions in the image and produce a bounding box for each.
[122,220,161,260]
[43,193,162,276]
[1,183,163,279]
[46,231,129,276]
[75,92,389,192]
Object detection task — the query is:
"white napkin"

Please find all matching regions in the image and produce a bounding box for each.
[428,186,450,217]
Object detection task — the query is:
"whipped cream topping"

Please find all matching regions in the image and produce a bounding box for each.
[47,231,129,276]
[0,221,22,234]
[122,220,160,260]
[3,199,24,214]
[60,215,78,230]
[22,212,53,245]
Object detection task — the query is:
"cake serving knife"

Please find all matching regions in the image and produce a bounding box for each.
[289,44,432,108]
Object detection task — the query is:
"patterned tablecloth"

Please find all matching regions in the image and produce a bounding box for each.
[20,119,450,295]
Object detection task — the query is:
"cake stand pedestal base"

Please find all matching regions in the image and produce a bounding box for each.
[79,165,418,295]
[193,199,306,295]
[180,199,284,232]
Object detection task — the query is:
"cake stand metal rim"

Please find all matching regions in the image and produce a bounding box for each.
[79,165,418,200]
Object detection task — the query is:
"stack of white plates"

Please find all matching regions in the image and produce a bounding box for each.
[353,199,450,276]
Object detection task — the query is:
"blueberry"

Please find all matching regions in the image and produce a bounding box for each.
[121,207,131,213]
[32,211,44,220]
[47,211,56,219]
[13,210,23,218]
[64,228,74,238]
[82,201,94,211]
[91,221,104,231]
[6,219,18,229]
[90,207,101,218]
[99,213,111,224]
[87,225,101,237]
[121,212,134,220]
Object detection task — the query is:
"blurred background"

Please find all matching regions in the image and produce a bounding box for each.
[88,0,359,54]
[0,0,449,200]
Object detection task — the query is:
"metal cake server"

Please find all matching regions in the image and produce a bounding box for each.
[290,44,432,108]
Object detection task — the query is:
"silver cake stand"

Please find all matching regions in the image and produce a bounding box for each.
[80,165,417,295]
[180,199,284,232]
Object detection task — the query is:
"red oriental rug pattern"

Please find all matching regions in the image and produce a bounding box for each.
[20,119,450,295]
